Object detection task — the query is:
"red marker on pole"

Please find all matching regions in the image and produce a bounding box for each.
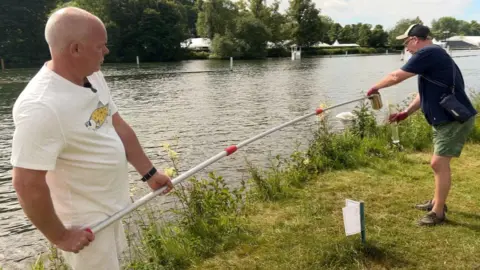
[87,95,372,233]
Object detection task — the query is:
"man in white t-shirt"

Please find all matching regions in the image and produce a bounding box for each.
[10,7,173,269]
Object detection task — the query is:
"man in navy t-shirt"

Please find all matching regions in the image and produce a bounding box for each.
[366,24,477,226]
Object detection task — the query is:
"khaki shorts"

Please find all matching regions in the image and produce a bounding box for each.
[61,221,127,270]
[433,116,475,157]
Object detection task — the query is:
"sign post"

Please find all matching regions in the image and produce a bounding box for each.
[342,199,366,244]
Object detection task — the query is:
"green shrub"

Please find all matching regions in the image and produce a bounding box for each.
[31,94,480,270]
[184,51,210,60]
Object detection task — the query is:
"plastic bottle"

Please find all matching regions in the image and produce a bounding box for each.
[388,102,400,144]
[391,122,400,144]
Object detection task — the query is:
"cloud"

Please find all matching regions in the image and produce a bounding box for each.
[272,0,473,30]
[323,0,348,9]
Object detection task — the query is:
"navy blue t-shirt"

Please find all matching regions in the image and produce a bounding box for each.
[401,45,477,126]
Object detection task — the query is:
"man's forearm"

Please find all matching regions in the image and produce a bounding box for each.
[405,93,421,115]
[13,172,66,244]
[373,69,415,90]
[114,116,153,176]
[373,72,403,90]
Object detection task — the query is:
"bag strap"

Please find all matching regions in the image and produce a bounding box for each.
[420,56,456,94]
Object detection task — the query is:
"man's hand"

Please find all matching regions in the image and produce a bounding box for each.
[113,112,175,193]
[389,111,409,123]
[367,87,379,97]
[146,171,174,194]
[54,228,95,253]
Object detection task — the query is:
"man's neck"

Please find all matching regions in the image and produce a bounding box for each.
[415,41,433,52]
[421,40,433,47]
[46,59,85,86]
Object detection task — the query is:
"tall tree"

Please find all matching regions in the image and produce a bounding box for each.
[327,23,342,43]
[388,17,423,47]
[263,0,288,46]
[369,24,388,47]
[0,0,58,67]
[287,0,322,47]
[54,0,109,21]
[431,16,461,39]
[196,0,238,40]
[357,24,372,47]
[319,15,334,44]
[430,17,480,39]
[469,20,480,36]
[249,0,264,19]
[235,15,271,58]
[339,25,355,43]
[176,0,198,37]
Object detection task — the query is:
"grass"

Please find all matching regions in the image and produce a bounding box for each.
[30,93,480,269]
[193,144,480,269]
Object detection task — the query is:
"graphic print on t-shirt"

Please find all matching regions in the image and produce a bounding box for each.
[85,101,110,130]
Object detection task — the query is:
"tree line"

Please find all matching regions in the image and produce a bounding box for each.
[1,0,480,67]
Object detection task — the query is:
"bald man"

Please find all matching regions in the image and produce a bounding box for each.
[10,7,173,269]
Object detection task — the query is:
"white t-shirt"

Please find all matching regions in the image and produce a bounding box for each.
[10,64,131,227]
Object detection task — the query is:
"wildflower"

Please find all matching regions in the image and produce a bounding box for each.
[317,102,330,120]
[303,158,310,165]
[164,167,176,178]
[161,142,170,151]
[168,149,178,160]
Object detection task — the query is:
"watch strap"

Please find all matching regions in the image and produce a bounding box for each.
[141,167,157,182]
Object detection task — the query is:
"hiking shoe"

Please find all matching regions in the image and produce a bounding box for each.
[415,200,448,213]
[418,211,446,226]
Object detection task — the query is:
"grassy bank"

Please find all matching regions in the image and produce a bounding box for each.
[195,145,480,270]
[183,47,401,60]
[31,93,480,269]
[1,47,400,69]
[193,96,480,269]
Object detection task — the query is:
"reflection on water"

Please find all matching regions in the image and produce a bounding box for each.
[1,53,480,268]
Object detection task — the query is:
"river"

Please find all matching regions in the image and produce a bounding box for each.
[1,51,480,269]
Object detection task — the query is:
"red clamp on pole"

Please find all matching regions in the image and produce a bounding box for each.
[225,145,238,156]
[315,108,324,115]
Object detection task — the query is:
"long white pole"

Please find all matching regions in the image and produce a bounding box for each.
[88,95,371,233]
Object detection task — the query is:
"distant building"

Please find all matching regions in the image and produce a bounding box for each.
[181,38,211,51]
[432,38,447,47]
[445,36,480,50]
[330,40,360,48]
[267,41,293,48]
[311,42,332,48]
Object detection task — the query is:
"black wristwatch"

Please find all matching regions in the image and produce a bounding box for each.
[141,167,157,182]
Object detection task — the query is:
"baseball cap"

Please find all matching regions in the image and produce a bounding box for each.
[396,24,430,40]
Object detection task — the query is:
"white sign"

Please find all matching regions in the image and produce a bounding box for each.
[342,199,362,236]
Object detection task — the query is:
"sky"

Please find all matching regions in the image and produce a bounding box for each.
[271,0,480,30]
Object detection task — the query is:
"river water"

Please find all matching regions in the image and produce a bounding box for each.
[1,52,480,269]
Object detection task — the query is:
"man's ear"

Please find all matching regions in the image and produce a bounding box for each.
[69,42,81,56]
